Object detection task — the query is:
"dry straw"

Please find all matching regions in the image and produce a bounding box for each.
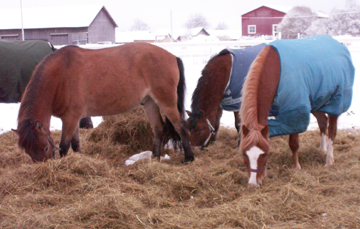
[1,107,359,228]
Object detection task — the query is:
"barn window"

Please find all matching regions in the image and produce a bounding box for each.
[0,34,19,40]
[273,24,279,32]
[248,25,256,34]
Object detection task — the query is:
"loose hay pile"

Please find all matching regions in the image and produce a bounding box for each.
[1,107,360,228]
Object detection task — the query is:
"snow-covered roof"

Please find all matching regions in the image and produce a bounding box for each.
[316,11,329,18]
[116,31,156,43]
[152,28,209,40]
[207,30,242,40]
[188,34,219,42]
[242,5,329,18]
[0,5,117,30]
[262,4,293,13]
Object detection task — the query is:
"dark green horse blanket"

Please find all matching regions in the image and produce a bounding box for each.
[0,40,54,103]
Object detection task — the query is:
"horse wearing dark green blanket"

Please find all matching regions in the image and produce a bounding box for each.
[0,40,55,103]
[240,35,355,186]
[0,40,93,129]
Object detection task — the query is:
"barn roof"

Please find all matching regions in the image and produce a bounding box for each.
[241,5,291,16]
[0,5,118,30]
[242,5,329,18]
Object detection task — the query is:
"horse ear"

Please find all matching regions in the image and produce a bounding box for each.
[242,125,250,136]
[34,121,46,134]
[261,125,269,138]
[11,129,19,136]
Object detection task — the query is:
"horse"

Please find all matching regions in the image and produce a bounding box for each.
[240,35,355,186]
[0,40,93,129]
[12,42,194,163]
[186,44,267,148]
[0,40,55,103]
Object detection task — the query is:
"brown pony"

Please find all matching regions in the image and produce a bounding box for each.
[240,36,354,186]
[186,44,267,148]
[13,42,194,163]
[186,49,239,148]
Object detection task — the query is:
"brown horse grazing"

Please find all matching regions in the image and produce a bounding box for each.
[13,42,194,163]
[186,44,267,148]
[186,49,237,148]
[240,35,355,186]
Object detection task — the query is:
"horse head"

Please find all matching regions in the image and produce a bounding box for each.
[13,120,60,162]
[240,124,270,186]
[186,110,215,149]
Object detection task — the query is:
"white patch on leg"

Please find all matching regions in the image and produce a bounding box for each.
[320,133,328,153]
[246,146,264,185]
[325,138,334,166]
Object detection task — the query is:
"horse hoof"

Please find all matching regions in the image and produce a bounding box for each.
[183,156,194,164]
[151,156,161,161]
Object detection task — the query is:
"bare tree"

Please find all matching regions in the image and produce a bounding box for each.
[130,19,150,31]
[215,22,228,30]
[327,4,360,36]
[306,2,360,36]
[346,0,358,9]
[185,13,210,29]
[278,6,316,39]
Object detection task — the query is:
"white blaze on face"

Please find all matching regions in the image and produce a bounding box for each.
[246,146,264,185]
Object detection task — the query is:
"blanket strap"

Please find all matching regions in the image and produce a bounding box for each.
[202,119,216,149]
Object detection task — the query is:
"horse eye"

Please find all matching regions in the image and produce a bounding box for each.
[45,147,49,152]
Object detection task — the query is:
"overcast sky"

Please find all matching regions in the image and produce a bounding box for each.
[1,0,358,31]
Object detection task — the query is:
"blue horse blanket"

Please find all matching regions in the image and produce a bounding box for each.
[268,35,355,137]
[220,43,267,111]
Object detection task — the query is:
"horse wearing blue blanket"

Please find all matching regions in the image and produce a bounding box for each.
[186,44,267,148]
[240,35,355,186]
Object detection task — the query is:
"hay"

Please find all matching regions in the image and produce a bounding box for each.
[1,116,360,228]
[87,106,154,151]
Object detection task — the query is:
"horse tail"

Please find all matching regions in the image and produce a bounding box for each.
[176,57,186,117]
[163,57,186,149]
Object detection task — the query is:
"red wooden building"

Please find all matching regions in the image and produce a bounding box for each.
[242,5,290,37]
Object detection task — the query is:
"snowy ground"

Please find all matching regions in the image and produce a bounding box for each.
[1,37,359,135]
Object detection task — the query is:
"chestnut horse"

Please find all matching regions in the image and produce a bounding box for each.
[240,35,355,186]
[13,43,194,163]
[186,44,266,148]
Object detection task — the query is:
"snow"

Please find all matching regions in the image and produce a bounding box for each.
[0,5,106,29]
[1,37,359,136]
[125,151,170,166]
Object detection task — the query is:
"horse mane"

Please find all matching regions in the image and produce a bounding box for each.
[17,52,56,150]
[188,49,231,126]
[240,46,272,151]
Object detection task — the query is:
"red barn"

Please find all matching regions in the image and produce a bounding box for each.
[242,5,290,37]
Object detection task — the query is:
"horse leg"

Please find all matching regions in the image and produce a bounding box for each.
[142,97,164,159]
[71,125,81,153]
[289,134,301,169]
[234,111,241,146]
[161,107,194,162]
[59,117,80,157]
[312,111,328,152]
[213,108,223,141]
[325,115,338,167]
